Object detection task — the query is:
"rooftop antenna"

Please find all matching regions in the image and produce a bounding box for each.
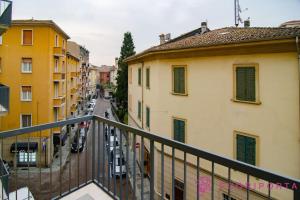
[234,0,248,27]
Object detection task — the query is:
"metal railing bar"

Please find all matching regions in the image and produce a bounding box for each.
[183,152,186,200]
[0,115,93,138]
[59,128,62,197]
[97,121,101,184]
[150,140,154,200]
[50,129,53,199]
[93,115,300,189]
[92,119,96,181]
[1,139,3,200]
[27,136,30,200]
[228,168,231,200]
[161,144,164,200]
[140,137,144,200]
[172,147,175,200]
[68,125,71,192]
[268,181,271,199]
[85,122,88,184]
[197,156,199,200]
[246,174,250,200]
[211,161,214,200]
[77,128,80,188]
[120,128,123,199]
[125,131,129,200]
[133,134,136,199]
[102,123,105,187]
[113,126,116,196]
[15,136,17,200]
[107,125,111,191]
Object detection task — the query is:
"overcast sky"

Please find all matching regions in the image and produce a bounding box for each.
[12,0,300,65]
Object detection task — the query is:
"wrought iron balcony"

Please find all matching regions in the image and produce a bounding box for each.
[0,0,12,36]
[0,84,9,116]
[0,115,299,200]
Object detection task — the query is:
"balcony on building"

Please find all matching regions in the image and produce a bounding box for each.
[53,46,66,57]
[71,88,77,94]
[71,72,77,78]
[53,96,65,107]
[0,0,12,36]
[0,115,298,200]
[0,84,9,116]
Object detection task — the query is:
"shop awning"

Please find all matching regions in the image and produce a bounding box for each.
[10,142,38,153]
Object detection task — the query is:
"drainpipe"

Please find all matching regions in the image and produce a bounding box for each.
[141,61,144,129]
[296,36,300,157]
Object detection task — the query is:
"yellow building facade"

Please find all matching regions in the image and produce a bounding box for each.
[127,27,300,199]
[0,20,70,167]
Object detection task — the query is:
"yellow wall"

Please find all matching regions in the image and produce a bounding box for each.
[128,52,300,199]
[0,23,68,131]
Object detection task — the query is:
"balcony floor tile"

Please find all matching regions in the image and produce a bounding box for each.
[61,183,113,200]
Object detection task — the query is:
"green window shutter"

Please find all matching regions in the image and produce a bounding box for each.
[236,135,246,162]
[138,68,141,85]
[146,68,150,88]
[236,67,255,101]
[138,101,141,119]
[245,137,256,165]
[146,107,150,127]
[236,134,256,165]
[173,119,185,143]
[173,67,185,94]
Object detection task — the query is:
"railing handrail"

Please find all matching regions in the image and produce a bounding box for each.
[0,114,299,192]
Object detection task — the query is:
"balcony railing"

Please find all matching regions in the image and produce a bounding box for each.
[0,84,9,116]
[0,0,12,36]
[53,47,65,57]
[0,115,299,200]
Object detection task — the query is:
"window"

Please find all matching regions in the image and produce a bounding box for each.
[172,66,186,95]
[138,101,141,120]
[62,39,65,49]
[18,151,36,164]
[0,57,2,73]
[138,68,141,86]
[21,114,32,127]
[55,34,59,47]
[223,194,236,200]
[22,30,33,45]
[146,68,150,88]
[54,108,59,122]
[21,58,32,73]
[62,61,65,73]
[54,59,59,72]
[236,133,257,165]
[234,65,258,103]
[54,83,59,98]
[0,36,2,45]
[173,118,185,143]
[21,86,32,101]
[146,107,150,128]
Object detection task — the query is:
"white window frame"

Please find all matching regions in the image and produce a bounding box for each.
[20,86,32,101]
[21,29,33,45]
[21,58,32,73]
[55,34,59,47]
[54,83,59,98]
[20,114,32,128]
[0,35,2,45]
[54,59,59,72]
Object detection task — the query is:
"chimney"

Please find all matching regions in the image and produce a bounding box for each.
[201,21,208,33]
[244,19,250,28]
[159,34,165,45]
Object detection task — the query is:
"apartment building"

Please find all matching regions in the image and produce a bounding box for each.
[67,41,81,118]
[126,24,300,199]
[79,46,90,107]
[88,65,100,94]
[0,19,70,167]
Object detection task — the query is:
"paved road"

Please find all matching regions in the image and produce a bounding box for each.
[8,97,133,200]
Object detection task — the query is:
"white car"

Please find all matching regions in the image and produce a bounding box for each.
[110,149,126,177]
[9,187,34,200]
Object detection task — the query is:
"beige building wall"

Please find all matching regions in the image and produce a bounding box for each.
[128,52,300,200]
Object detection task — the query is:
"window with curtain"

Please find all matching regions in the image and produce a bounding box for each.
[22,30,33,45]
[21,86,32,101]
[236,134,256,165]
[21,58,32,73]
[235,66,256,102]
[173,118,185,143]
[173,66,186,94]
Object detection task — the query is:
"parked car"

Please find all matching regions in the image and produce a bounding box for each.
[105,126,115,141]
[109,149,126,177]
[71,128,86,153]
[9,187,34,200]
[107,135,120,152]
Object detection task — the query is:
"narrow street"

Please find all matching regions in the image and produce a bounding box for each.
[8,97,133,200]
